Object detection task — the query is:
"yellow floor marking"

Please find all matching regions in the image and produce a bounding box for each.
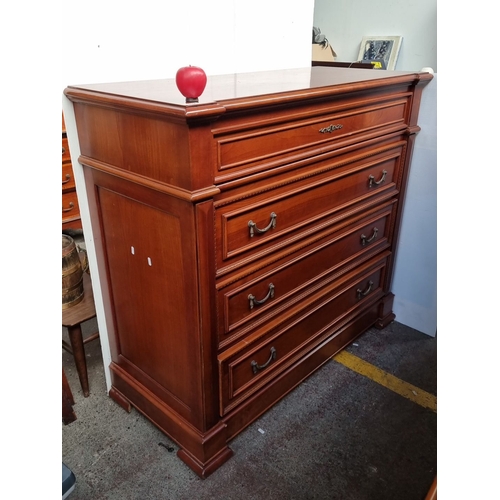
[333,350,437,413]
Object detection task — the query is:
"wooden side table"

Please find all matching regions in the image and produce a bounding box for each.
[62,272,98,397]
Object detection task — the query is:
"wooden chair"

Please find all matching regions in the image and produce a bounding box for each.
[62,272,99,397]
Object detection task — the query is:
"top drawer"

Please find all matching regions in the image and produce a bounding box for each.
[213,93,411,182]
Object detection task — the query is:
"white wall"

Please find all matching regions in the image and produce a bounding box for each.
[62,0,315,392]
[313,0,437,336]
[62,0,315,88]
[391,76,437,337]
[313,0,437,72]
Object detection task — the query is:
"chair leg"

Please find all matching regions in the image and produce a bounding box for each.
[67,323,90,397]
[62,368,77,424]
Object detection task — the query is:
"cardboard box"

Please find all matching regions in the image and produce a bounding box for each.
[312,43,337,62]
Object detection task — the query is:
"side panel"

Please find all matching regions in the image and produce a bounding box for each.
[93,170,203,425]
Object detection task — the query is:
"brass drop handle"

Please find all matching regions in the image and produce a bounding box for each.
[62,202,75,213]
[360,227,378,246]
[62,173,71,185]
[368,170,388,188]
[62,146,66,155]
[357,280,374,299]
[248,283,275,310]
[251,347,277,374]
[248,212,277,238]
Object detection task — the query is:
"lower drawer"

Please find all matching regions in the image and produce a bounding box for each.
[218,254,388,415]
[62,190,81,223]
[222,301,381,440]
[62,136,71,163]
[62,161,76,191]
[217,202,394,345]
[214,142,403,274]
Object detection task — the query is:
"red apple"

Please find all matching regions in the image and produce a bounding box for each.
[175,65,207,103]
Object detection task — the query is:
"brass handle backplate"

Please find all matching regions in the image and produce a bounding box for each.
[368,170,388,188]
[248,212,277,238]
[251,347,277,374]
[248,283,275,310]
[319,124,343,134]
[357,280,374,299]
[361,228,378,246]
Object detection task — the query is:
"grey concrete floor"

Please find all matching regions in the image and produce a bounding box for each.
[62,317,436,500]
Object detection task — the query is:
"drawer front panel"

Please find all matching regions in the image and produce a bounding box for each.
[218,256,388,414]
[217,204,394,343]
[216,146,402,271]
[62,162,76,191]
[215,97,408,176]
[62,137,71,163]
[62,190,81,222]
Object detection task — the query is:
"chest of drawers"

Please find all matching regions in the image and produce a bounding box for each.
[62,115,82,230]
[64,67,432,478]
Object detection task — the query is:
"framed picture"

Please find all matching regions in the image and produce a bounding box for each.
[357,36,403,70]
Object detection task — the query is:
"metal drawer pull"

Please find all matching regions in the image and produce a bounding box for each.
[62,173,71,185]
[248,283,275,310]
[357,280,374,299]
[248,212,277,237]
[319,123,343,134]
[62,202,75,213]
[360,227,378,246]
[251,347,277,374]
[368,170,387,188]
[62,147,66,155]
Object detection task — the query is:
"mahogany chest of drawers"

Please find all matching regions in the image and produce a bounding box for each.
[64,67,432,477]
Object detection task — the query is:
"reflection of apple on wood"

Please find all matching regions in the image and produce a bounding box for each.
[175,66,207,103]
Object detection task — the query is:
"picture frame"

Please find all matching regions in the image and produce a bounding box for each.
[357,36,403,70]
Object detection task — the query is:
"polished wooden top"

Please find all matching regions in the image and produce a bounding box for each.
[65,67,432,118]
